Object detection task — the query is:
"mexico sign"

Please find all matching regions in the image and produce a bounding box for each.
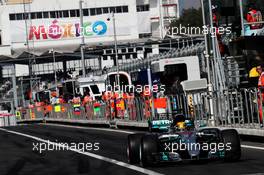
[28,19,108,40]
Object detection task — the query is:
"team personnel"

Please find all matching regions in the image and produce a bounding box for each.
[257,66,264,127]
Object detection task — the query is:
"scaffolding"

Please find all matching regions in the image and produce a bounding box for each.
[107,39,206,74]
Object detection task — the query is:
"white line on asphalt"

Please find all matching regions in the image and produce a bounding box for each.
[40,123,135,134]
[0,128,163,175]
[241,145,264,151]
[241,173,264,175]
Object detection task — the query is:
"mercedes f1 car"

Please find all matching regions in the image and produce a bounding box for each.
[127,115,241,167]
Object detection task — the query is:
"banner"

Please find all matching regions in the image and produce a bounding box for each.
[10,14,138,43]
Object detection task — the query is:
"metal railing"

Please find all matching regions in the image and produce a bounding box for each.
[108,40,206,73]
[17,88,264,130]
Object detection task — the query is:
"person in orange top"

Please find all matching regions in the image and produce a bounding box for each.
[43,99,50,122]
[122,92,128,100]
[83,92,92,105]
[257,66,264,127]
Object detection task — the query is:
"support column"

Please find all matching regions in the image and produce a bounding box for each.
[12,64,18,110]
[63,60,67,78]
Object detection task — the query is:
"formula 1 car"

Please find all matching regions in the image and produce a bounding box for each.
[127,115,241,167]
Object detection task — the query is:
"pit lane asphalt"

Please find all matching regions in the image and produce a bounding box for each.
[1,124,264,175]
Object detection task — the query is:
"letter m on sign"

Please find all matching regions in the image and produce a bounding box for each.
[29,25,48,40]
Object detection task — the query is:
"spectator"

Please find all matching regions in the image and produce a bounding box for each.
[256,66,264,127]
[246,3,263,30]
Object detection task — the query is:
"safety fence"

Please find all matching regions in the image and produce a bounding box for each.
[215,88,264,129]
[16,88,264,130]
[0,113,17,127]
[18,95,193,123]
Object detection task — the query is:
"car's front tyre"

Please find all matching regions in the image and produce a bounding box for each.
[221,129,241,162]
[140,134,158,167]
[127,134,144,164]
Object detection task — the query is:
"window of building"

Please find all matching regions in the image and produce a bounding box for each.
[83,9,89,16]
[50,11,56,18]
[121,48,127,53]
[137,6,141,12]
[23,13,29,20]
[43,63,49,73]
[56,11,63,18]
[103,7,109,14]
[76,10,80,17]
[145,4,149,11]
[63,10,69,17]
[31,12,37,19]
[116,6,122,13]
[122,6,128,13]
[16,13,23,20]
[22,13,29,19]
[9,14,16,20]
[37,64,43,73]
[57,62,63,69]
[70,10,76,17]
[105,49,112,54]
[128,48,134,53]
[96,8,102,15]
[43,12,49,18]
[103,56,107,60]
[125,54,130,59]
[136,47,143,51]
[137,4,150,12]
[9,5,129,21]
[110,7,116,13]
[37,12,42,19]
[90,8,96,16]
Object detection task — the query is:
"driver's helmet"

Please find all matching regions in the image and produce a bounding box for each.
[172,114,186,129]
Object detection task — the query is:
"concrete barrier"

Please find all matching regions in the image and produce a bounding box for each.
[16,118,264,137]
[220,127,264,137]
[17,118,149,129]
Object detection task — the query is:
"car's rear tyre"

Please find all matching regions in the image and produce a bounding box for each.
[127,134,144,164]
[221,129,241,162]
[140,134,158,167]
